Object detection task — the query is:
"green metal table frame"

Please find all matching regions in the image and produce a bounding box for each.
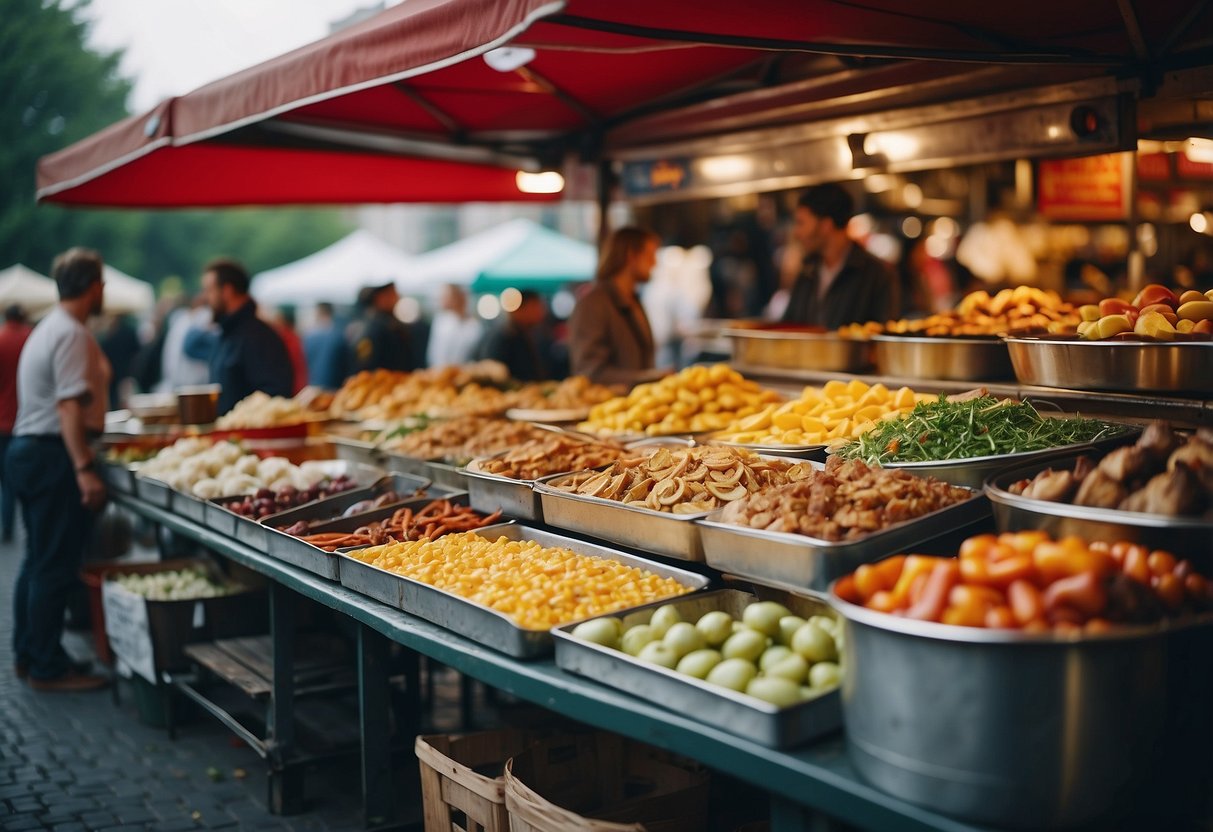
[115,493,988,832]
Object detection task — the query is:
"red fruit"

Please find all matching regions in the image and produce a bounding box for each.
[1098,298,1134,317]
[1132,284,1179,309]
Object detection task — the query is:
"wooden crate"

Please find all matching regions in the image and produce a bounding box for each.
[504,733,709,832]
[416,729,537,832]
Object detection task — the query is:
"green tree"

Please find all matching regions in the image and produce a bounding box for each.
[1,0,350,290]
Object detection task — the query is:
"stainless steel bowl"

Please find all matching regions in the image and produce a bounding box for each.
[1005,336,1213,396]
[871,335,1014,381]
[985,451,1213,567]
[726,326,872,373]
[830,593,1213,828]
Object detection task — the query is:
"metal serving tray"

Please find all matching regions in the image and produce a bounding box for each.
[985,451,1213,565]
[337,523,710,658]
[1005,336,1213,397]
[327,434,386,468]
[553,588,841,749]
[534,476,714,562]
[382,452,468,490]
[134,475,174,508]
[100,460,137,494]
[725,326,873,373]
[872,334,1014,381]
[203,461,386,543]
[699,490,989,591]
[263,491,470,580]
[857,426,1139,489]
[463,458,547,522]
[260,473,436,533]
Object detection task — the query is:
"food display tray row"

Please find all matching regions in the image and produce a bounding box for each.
[336,524,710,659]
[725,327,873,374]
[552,588,841,749]
[1005,336,1213,397]
[260,478,465,580]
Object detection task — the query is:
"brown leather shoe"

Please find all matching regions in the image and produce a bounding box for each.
[28,671,109,692]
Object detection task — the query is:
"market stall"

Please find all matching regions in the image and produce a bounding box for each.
[38,3,1213,829]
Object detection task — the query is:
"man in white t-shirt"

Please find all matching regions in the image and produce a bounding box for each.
[5,247,110,692]
[427,285,482,368]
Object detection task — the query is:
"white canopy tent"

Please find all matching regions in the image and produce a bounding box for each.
[0,264,57,317]
[251,229,417,307]
[102,265,156,315]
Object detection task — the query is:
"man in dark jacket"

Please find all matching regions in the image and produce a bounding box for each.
[476,291,549,381]
[352,282,414,372]
[781,184,898,329]
[199,258,292,414]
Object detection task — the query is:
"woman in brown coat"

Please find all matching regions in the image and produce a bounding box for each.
[570,227,664,386]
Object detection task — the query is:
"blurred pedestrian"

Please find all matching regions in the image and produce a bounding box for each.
[303,302,349,390]
[0,305,32,543]
[476,291,549,381]
[270,307,307,394]
[352,282,414,372]
[6,248,109,691]
[157,295,214,393]
[98,314,140,407]
[194,258,292,414]
[427,285,482,368]
[570,227,665,386]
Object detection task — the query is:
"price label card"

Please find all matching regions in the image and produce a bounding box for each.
[102,581,156,683]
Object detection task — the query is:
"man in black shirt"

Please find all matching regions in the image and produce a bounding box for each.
[477,291,549,381]
[353,282,415,372]
[199,258,292,414]
[782,184,898,329]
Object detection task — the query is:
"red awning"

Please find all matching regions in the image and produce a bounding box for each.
[37,0,1213,207]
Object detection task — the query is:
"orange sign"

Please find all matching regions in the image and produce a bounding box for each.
[1037,153,1131,221]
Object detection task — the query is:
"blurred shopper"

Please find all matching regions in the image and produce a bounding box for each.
[271,307,307,394]
[476,291,549,381]
[98,314,140,407]
[0,305,32,543]
[570,227,664,386]
[158,295,214,393]
[899,239,957,316]
[196,258,291,415]
[352,282,414,372]
[6,248,110,691]
[303,302,349,389]
[782,184,898,328]
[427,285,482,367]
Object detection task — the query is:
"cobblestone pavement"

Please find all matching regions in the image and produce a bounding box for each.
[0,516,463,832]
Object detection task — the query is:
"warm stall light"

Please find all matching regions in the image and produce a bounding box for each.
[484,46,536,72]
[516,170,564,194]
[477,294,501,320]
[1046,125,1062,139]
[864,132,920,163]
[864,174,895,193]
[901,216,923,238]
[500,287,523,313]
[924,235,949,258]
[395,296,421,324]
[849,213,874,239]
[700,155,754,181]
[902,183,923,208]
[933,217,958,239]
[1185,138,1213,164]
[1191,213,1210,234]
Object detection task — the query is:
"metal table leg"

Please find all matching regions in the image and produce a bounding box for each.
[358,624,392,827]
[266,582,302,815]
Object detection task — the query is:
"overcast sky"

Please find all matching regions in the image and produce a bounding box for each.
[86,0,399,113]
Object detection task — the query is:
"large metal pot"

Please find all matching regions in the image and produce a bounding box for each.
[830,594,1213,829]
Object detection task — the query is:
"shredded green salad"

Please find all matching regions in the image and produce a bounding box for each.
[833,396,1128,464]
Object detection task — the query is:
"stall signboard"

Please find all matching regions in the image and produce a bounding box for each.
[1037,152,1132,221]
[621,158,693,198]
[102,580,157,683]
[1137,152,1171,182]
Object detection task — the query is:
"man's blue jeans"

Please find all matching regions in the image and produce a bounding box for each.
[5,436,93,680]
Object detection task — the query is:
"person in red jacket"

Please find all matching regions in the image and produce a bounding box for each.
[0,304,33,542]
